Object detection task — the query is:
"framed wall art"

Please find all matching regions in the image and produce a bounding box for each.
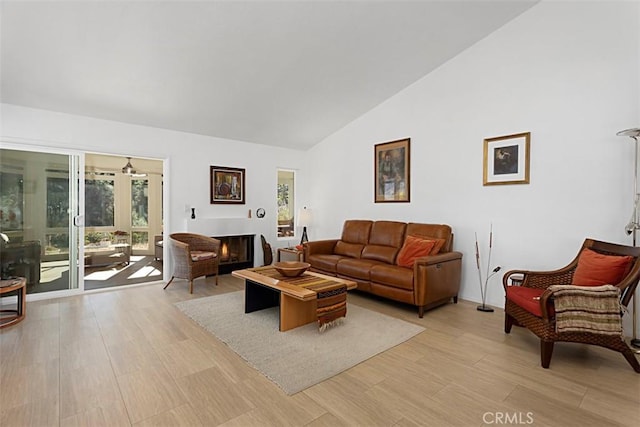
[374,138,410,203]
[210,165,245,204]
[483,132,530,186]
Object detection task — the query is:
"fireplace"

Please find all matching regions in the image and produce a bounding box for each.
[214,234,254,274]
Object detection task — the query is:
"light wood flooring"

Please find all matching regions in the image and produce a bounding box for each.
[1,274,639,426]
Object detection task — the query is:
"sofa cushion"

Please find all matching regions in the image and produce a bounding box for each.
[368,221,406,247]
[307,254,343,274]
[362,244,399,264]
[396,236,436,268]
[406,223,452,252]
[370,264,414,291]
[571,248,633,287]
[334,241,364,259]
[337,258,382,280]
[341,220,372,244]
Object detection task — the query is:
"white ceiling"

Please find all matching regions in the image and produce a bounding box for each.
[0,1,537,150]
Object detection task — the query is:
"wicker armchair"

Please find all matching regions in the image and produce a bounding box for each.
[503,238,640,373]
[163,233,220,294]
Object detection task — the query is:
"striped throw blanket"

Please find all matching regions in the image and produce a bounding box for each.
[548,284,622,336]
[316,285,347,332]
[255,267,348,332]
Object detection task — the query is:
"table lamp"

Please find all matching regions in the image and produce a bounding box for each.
[297,207,313,245]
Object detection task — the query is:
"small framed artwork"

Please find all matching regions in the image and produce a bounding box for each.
[210,165,245,204]
[374,138,410,203]
[483,132,530,186]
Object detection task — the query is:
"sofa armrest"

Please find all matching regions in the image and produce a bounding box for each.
[414,251,462,266]
[303,239,338,259]
[414,251,463,314]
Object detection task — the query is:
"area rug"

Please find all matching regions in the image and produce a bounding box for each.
[175,291,425,395]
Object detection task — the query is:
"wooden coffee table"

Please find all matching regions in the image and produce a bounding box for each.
[232,267,357,331]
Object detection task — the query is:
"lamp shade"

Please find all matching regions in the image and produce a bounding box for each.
[616,128,640,138]
[297,207,313,227]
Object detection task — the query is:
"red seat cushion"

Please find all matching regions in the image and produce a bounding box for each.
[506,286,554,318]
[571,248,633,286]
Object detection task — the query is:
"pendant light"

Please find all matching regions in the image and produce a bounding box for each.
[122,157,136,175]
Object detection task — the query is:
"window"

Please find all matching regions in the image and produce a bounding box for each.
[47,177,69,228]
[85,174,115,227]
[46,173,70,256]
[131,178,149,250]
[0,171,23,232]
[277,169,295,238]
[131,179,148,227]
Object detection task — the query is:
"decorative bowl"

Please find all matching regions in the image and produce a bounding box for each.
[273,261,310,277]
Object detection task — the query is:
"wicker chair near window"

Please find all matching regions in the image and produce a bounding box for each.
[163,233,220,294]
[503,238,640,373]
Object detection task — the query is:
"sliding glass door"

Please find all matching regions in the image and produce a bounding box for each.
[0,146,82,295]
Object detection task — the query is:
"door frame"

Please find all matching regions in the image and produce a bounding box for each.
[1,138,170,300]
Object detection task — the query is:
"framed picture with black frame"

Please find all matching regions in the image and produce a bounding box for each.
[210,165,245,204]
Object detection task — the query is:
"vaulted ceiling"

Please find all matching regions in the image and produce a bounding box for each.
[0,1,538,150]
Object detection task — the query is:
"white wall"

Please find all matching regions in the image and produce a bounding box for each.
[306,1,640,333]
[0,104,307,276]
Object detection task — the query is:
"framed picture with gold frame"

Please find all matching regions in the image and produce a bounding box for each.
[210,165,245,204]
[374,138,410,203]
[483,132,530,186]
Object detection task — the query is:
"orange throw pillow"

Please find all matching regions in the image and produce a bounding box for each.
[571,248,633,286]
[396,236,436,268]
[410,234,446,255]
[427,237,446,255]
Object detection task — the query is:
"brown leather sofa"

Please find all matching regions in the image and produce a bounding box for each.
[303,220,462,317]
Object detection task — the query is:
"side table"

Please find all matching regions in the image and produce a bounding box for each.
[0,276,26,328]
[277,247,304,262]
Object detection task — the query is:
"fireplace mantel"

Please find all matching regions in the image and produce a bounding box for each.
[185,217,259,237]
